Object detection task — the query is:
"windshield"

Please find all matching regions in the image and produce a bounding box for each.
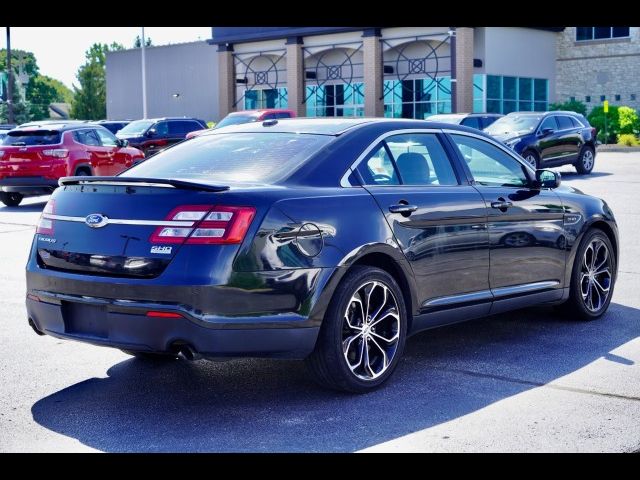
[485,115,541,136]
[214,114,258,129]
[2,130,61,146]
[121,132,333,184]
[117,120,154,136]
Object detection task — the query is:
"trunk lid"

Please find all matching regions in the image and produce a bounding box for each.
[36,177,238,278]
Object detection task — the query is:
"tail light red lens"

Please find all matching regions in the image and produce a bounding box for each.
[146,311,183,318]
[150,205,256,245]
[42,149,69,158]
[36,199,55,235]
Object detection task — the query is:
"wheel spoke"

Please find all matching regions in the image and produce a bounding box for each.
[369,284,388,323]
[593,276,610,294]
[343,333,364,372]
[370,329,399,345]
[345,296,365,331]
[369,336,389,370]
[369,308,399,328]
[363,341,376,377]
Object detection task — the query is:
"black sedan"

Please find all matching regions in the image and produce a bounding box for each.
[26,118,618,393]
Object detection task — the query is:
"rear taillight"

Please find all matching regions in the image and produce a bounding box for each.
[36,199,55,235]
[591,127,597,139]
[149,205,256,245]
[41,149,68,158]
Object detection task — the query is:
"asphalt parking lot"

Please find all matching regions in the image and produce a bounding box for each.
[0,151,639,452]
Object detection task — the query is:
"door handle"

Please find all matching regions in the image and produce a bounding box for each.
[389,204,418,215]
[491,198,513,210]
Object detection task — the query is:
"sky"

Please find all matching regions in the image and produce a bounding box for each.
[0,27,212,89]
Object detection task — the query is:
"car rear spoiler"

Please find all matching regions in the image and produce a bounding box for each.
[58,176,230,193]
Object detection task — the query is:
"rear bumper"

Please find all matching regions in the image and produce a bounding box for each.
[0,176,58,195]
[26,292,320,359]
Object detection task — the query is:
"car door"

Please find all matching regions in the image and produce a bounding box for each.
[555,115,582,161]
[167,121,189,146]
[74,129,110,175]
[355,131,490,316]
[447,132,566,305]
[95,128,132,175]
[145,121,170,156]
[536,115,563,164]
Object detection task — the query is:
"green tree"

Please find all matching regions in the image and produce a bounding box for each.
[26,75,60,120]
[588,106,620,143]
[70,42,124,120]
[617,106,640,135]
[549,99,587,116]
[39,76,74,104]
[133,35,153,48]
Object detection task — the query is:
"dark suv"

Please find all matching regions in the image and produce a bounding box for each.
[116,117,207,156]
[484,111,597,174]
[92,120,131,135]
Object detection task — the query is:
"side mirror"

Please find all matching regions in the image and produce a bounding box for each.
[535,169,561,189]
[539,127,554,137]
[116,138,129,148]
[146,128,156,137]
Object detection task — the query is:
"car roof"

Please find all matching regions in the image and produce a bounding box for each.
[201,117,494,137]
[227,108,294,116]
[10,123,112,133]
[129,117,204,122]
[505,111,581,117]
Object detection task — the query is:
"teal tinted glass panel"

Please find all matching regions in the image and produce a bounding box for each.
[503,77,517,100]
[534,79,547,101]
[519,78,532,100]
[487,75,501,99]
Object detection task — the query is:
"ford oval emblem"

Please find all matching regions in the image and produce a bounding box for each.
[85,213,109,228]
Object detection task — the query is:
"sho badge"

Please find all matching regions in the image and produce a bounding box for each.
[150,246,172,255]
[38,236,57,243]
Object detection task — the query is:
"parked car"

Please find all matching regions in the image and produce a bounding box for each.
[116,117,207,156]
[425,113,503,130]
[91,120,131,135]
[26,118,618,393]
[484,111,598,173]
[185,109,297,139]
[0,123,144,207]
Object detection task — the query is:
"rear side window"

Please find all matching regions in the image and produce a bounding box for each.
[357,133,458,186]
[95,128,118,147]
[2,130,61,146]
[169,120,202,135]
[73,129,101,146]
[122,132,333,184]
[568,117,582,128]
[557,116,574,130]
[275,112,292,119]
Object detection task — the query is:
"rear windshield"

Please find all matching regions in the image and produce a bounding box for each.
[2,130,62,146]
[121,132,333,184]
[215,115,258,129]
[117,120,154,136]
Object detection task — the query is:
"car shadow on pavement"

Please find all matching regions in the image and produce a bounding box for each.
[0,201,47,213]
[31,302,639,452]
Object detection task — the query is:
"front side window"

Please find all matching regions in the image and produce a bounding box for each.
[153,122,169,136]
[450,134,529,188]
[117,120,154,136]
[539,116,558,132]
[357,133,458,186]
[95,128,117,147]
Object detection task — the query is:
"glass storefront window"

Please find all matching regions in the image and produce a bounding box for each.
[305,82,364,117]
[243,87,288,110]
[473,74,485,113]
[383,76,452,119]
[485,75,548,114]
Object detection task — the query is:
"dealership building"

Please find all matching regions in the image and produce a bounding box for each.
[106,26,639,122]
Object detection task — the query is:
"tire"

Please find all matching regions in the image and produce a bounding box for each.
[574,146,595,174]
[0,192,23,207]
[305,266,408,393]
[121,349,179,361]
[75,168,91,177]
[521,150,539,170]
[556,229,616,321]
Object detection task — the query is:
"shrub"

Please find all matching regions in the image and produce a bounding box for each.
[617,133,640,146]
[549,99,587,116]
[618,106,640,135]
[588,106,620,143]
